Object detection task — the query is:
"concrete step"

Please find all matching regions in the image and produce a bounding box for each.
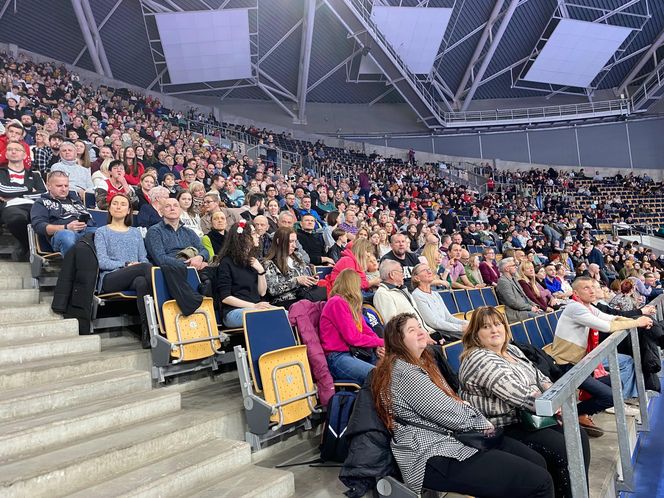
[0,335,100,367]
[0,344,150,391]
[0,262,31,277]
[2,289,40,306]
[0,303,59,325]
[0,369,151,422]
[0,275,27,290]
[69,438,251,498]
[189,465,294,498]
[0,411,219,498]
[0,390,181,461]
[0,318,79,343]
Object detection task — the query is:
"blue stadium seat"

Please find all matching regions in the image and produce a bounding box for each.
[481,287,499,307]
[443,341,464,374]
[536,314,554,345]
[547,311,560,334]
[510,322,529,344]
[362,304,384,336]
[242,308,297,392]
[90,209,108,227]
[84,192,96,209]
[453,290,472,313]
[439,291,459,314]
[152,266,201,331]
[467,288,485,310]
[523,318,545,348]
[315,266,332,279]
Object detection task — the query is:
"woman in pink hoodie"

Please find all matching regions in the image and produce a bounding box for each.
[320,269,384,385]
[323,238,380,294]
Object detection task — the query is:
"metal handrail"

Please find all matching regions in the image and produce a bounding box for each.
[631,60,664,111]
[535,327,650,497]
[179,118,301,173]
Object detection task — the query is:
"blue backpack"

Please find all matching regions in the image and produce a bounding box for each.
[320,390,357,463]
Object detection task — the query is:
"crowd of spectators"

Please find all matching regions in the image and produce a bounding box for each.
[3,51,664,498]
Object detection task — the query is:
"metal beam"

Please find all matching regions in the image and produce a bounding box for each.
[258,83,297,119]
[368,87,395,106]
[557,0,570,18]
[162,0,184,11]
[618,26,664,95]
[308,48,364,92]
[454,0,506,105]
[295,0,316,124]
[73,0,124,65]
[594,0,640,24]
[460,0,520,111]
[0,0,13,21]
[80,0,113,78]
[148,67,167,90]
[71,0,106,75]
[256,67,297,101]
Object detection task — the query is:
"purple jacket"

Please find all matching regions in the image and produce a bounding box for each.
[288,300,335,406]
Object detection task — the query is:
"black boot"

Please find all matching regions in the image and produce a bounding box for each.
[141,324,152,349]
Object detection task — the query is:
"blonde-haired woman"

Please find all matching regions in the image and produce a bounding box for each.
[421,243,450,288]
[319,269,384,384]
[91,158,112,189]
[74,139,91,169]
[323,238,380,294]
[517,261,554,312]
[188,180,206,215]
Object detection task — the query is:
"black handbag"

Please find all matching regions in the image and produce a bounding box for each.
[394,417,504,451]
[348,346,375,363]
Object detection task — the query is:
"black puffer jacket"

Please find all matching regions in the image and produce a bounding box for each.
[339,374,396,498]
[52,232,99,334]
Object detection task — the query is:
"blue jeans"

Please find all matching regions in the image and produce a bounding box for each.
[559,363,613,415]
[602,353,638,399]
[223,307,252,328]
[51,226,97,255]
[326,351,377,385]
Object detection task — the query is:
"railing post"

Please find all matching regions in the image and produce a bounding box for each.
[630,327,650,432]
[608,348,634,493]
[561,396,589,498]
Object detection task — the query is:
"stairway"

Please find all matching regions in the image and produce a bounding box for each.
[0,262,294,498]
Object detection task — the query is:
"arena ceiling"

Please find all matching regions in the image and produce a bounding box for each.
[2,0,664,126]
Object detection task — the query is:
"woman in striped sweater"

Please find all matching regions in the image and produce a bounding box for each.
[458,306,590,498]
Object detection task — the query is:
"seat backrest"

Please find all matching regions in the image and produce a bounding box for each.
[481,287,499,307]
[439,291,459,314]
[243,307,297,392]
[89,209,108,227]
[546,312,559,335]
[362,304,384,336]
[510,322,529,344]
[151,266,201,333]
[453,290,472,313]
[315,266,333,279]
[443,341,464,374]
[84,192,96,209]
[536,314,554,345]
[523,318,545,348]
[467,289,485,310]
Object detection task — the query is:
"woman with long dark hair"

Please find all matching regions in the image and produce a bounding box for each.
[371,313,553,497]
[214,221,270,328]
[263,227,325,309]
[123,146,144,186]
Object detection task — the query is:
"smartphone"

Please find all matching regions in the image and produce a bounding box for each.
[78,213,91,223]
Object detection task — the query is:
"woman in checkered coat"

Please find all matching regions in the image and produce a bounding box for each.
[371,313,554,497]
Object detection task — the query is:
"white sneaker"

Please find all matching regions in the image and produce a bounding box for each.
[605,405,641,417]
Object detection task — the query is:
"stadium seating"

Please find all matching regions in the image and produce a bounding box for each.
[145,266,231,382]
[452,289,473,314]
[510,321,530,345]
[439,291,459,314]
[468,288,485,310]
[523,318,546,348]
[535,314,555,344]
[234,307,319,450]
[481,287,499,306]
[443,340,464,374]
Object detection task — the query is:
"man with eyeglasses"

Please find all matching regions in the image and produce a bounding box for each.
[0,142,46,260]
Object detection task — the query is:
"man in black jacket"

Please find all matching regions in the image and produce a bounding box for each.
[297,214,333,266]
[0,142,46,260]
